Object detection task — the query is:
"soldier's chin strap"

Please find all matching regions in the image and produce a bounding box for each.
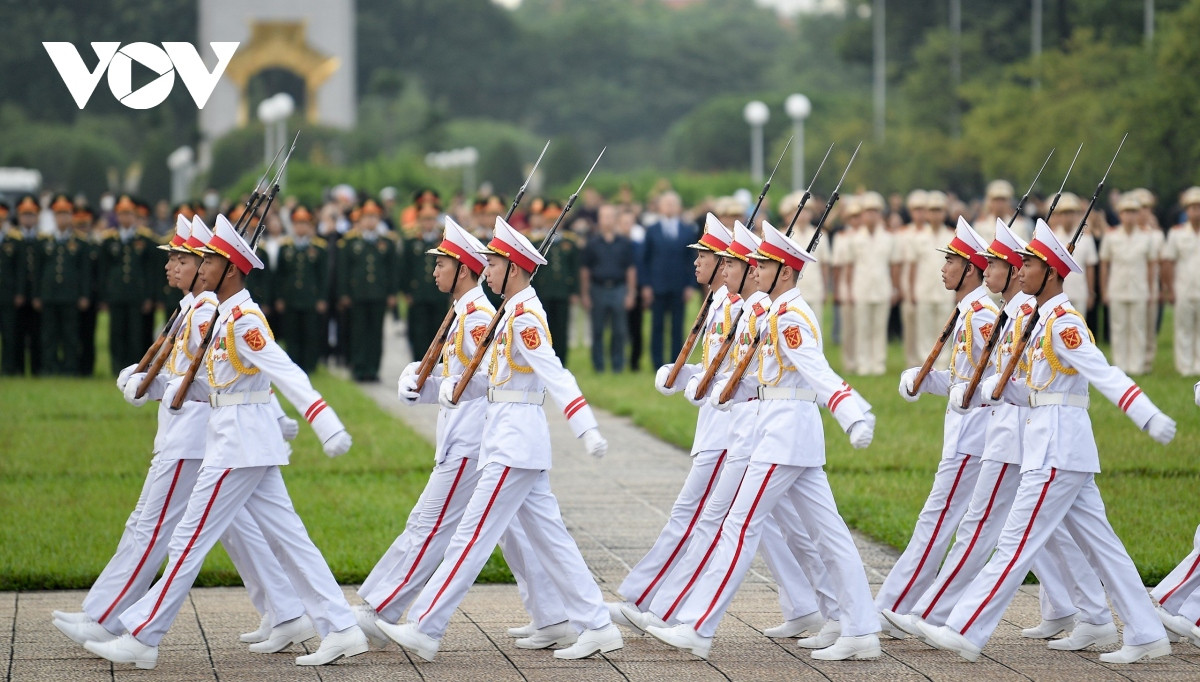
[1001,263,1015,293]
[1033,266,1052,298]
[952,258,976,292]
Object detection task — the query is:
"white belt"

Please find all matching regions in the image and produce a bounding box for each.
[757,386,817,402]
[209,390,272,408]
[487,387,546,405]
[1028,391,1089,408]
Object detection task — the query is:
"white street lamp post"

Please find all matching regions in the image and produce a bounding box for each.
[166,145,194,204]
[743,100,770,184]
[784,94,811,191]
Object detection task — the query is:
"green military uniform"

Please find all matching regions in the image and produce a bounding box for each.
[337,227,400,381]
[533,230,580,363]
[401,225,450,358]
[246,242,273,325]
[34,229,91,374]
[0,224,25,375]
[98,220,158,374]
[13,196,42,375]
[275,235,331,373]
[76,210,102,377]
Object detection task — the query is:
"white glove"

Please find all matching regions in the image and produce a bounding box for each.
[1194,381,1199,407]
[582,428,608,458]
[162,379,206,414]
[848,419,874,449]
[684,374,707,407]
[323,430,353,457]
[400,361,420,380]
[708,379,734,411]
[116,363,138,392]
[655,365,680,396]
[438,377,461,410]
[899,367,921,402]
[1146,413,1176,445]
[948,384,970,414]
[864,410,876,432]
[123,373,150,407]
[980,375,1001,403]
[398,374,421,405]
[277,416,299,441]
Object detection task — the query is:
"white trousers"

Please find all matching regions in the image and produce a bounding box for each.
[1174,299,1200,375]
[902,301,920,367]
[840,303,856,374]
[915,300,955,370]
[853,302,889,375]
[1109,300,1146,374]
[908,460,1110,627]
[876,454,981,614]
[945,468,1166,648]
[358,454,567,627]
[407,464,607,639]
[674,462,878,638]
[1151,523,1200,617]
[118,465,355,646]
[82,458,304,634]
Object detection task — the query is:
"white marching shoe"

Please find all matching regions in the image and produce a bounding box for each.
[1021,614,1075,639]
[516,621,578,649]
[248,615,317,653]
[1046,621,1118,650]
[295,625,369,666]
[1097,638,1172,664]
[53,616,118,646]
[354,604,390,650]
[1158,605,1200,644]
[52,610,89,624]
[646,623,711,660]
[239,613,271,643]
[811,634,882,661]
[376,621,440,662]
[507,621,537,638]
[797,619,840,649]
[881,610,924,638]
[764,611,823,638]
[620,603,666,634]
[554,624,623,659]
[918,622,981,663]
[84,633,158,669]
[607,601,640,631]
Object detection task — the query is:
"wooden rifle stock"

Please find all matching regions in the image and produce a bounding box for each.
[414,306,458,391]
[990,309,1038,401]
[135,330,177,399]
[909,308,960,397]
[134,310,176,372]
[718,331,765,405]
[692,313,737,398]
[959,309,1008,408]
[665,290,715,388]
[450,308,503,404]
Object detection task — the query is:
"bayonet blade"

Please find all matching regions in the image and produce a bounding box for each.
[575,147,606,193]
[766,136,793,185]
[255,142,286,194]
[1100,133,1128,185]
[805,143,835,193]
[830,141,862,196]
[521,140,551,193]
[1024,148,1055,196]
[268,131,301,187]
[1058,143,1083,194]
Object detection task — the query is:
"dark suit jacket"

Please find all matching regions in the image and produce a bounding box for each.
[639,218,698,294]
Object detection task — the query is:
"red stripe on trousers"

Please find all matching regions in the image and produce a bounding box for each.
[663,468,748,620]
[635,451,728,607]
[100,460,187,623]
[961,468,1057,635]
[133,468,232,637]
[921,463,1010,619]
[377,457,471,612]
[892,455,973,612]
[419,466,511,623]
[1159,554,1200,604]
[695,464,778,631]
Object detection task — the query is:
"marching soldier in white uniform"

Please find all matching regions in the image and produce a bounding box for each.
[910,191,957,368]
[921,219,1176,664]
[1099,193,1155,374]
[376,216,622,662]
[54,216,310,655]
[87,215,369,669]
[1153,384,1200,642]
[1048,193,1098,315]
[1162,186,1200,375]
[779,192,831,324]
[883,219,996,631]
[646,222,879,661]
[357,217,569,649]
[899,190,929,367]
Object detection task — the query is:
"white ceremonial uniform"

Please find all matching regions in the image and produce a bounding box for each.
[1163,223,1200,374]
[406,286,610,639]
[1153,524,1200,621]
[1054,226,1098,312]
[675,288,877,638]
[1099,226,1154,374]
[1143,225,1166,372]
[620,286,740,609]
[846,224,899,375]
[831,230,857,374]
[86,293,304,635]
[896,223,922,367]
[358,285,568,628]
[909,225,956,369]
[118,289,357,646]
[876,286,995,614]
[944,293,1168,649]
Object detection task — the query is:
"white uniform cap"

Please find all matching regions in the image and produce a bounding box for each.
[204,214,265,275]
[986,179,1014,200]
[725,220,762,264]
[1182,186,1200,208]
[689,213,734,253]
[427,216,488,275]
[183,215,212,256]
[979,217,1027,268]
[1019,218,1083,277]
[756,220,817,274]
[937,216,990,270]
[160,213,192,252]
[480,215,547,273]
[859,191,885,212]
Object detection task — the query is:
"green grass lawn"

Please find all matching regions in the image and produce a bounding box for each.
[0,367,512,589]
[570,306,1200,585]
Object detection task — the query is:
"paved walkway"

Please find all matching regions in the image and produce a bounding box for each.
[9,318,1199,680]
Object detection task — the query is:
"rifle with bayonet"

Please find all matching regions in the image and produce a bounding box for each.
[169,133,300,411]
[413,140,551,392]
[989,134,1126,402]
[716,142,860,405]
[448,147,606,405]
